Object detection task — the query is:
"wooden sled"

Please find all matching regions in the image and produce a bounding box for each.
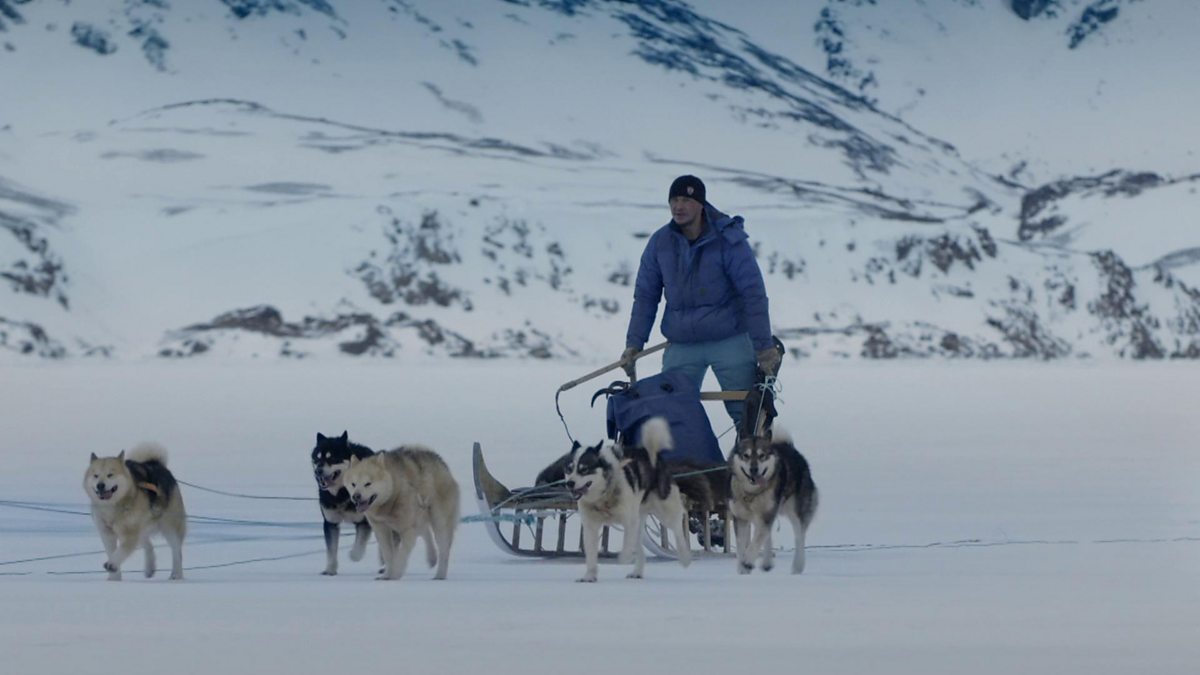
[471,339,780,561]
[472,441,732,560]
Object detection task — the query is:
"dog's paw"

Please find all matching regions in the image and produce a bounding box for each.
[761,562,774,573]
[738,562,753,575]
[576,575,597,583]
[106,572,122,581]
[144,567,156,579]
[348,547,366,562]
[169,571,183,581]
[625,572,643,580]
[103,561,118,573]
[321,569,337,576]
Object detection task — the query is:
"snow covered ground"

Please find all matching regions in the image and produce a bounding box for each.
[2,360,1197,674]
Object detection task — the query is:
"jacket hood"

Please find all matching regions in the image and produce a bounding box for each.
[665,202,746,244]
[705,203,747,245]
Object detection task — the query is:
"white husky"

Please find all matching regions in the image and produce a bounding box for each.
[563,417,692,582]
[83,443,187,581]
[342,446,460,580]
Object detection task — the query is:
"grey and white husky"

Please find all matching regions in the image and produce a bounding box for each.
[342,446,460,580]
[83,443,187,581]
[563,417,692,582]
[728,430,818,574]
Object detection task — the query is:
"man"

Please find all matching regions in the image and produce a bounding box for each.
[621,175,779,430]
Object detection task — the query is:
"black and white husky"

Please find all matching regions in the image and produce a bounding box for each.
[563,417,692,582]
[728,430,818,575]
[311,431,375,575]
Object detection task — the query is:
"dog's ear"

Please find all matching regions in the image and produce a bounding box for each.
[340,431,348,443]
[117,450,125,462]
[90,452,98,462]
[317,432,327,443]
[348,455,358,467]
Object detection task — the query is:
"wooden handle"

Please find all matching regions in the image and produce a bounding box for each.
[557,341,669,393]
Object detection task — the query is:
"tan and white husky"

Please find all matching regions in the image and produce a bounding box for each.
[83,443,187,581]
[342,446,459,580]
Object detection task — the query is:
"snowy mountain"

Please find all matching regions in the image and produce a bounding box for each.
[1,0,1198,361]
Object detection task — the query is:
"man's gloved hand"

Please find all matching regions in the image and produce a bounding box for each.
[755,347,782,377]
[620,346,640,379]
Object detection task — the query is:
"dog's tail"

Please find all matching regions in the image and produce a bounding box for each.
[638,417,673,467]
[770,426,793,446]
[127,442,169,466]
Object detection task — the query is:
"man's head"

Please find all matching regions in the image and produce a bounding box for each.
[668,174,705,229]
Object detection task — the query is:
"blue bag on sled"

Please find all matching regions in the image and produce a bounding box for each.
[593,370,723,464]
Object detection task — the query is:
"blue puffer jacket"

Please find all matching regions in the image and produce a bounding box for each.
[625,203,772,352]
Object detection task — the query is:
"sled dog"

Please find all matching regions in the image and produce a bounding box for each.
[83,444,186,581]
[538,453,727,517]
[311,431,379,575]
[563,417,692,582]
[728,430,818,574]
[343,446,460,580]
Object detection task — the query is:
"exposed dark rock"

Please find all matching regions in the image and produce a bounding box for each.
[765,252,806,280]
[813,6,878,100]
[352,210,472,310]
[607,261,633,287]
[783,320,1000,360]
[130,23,169,71]
[861,324,898,358]
[163,304,501,358]
[581,295,620,315]
[0,0,27,32]
[480,217,574,294]
[1011,0,1058,20]
[0,317,66,358]
[101,149,205,163]
[0,179,73,308]
[1019,170,1166,241]
[972,225,998,258]
[1068,1,1121,49]
[220,0,338,20]
[890,228,994,279]
[1087,250,1165,358]
[71,22,117,55]
[985,304,1073,359]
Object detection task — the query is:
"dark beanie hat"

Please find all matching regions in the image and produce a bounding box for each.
[668,175,706,203]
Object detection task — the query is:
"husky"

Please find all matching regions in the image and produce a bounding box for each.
[343,446,460,580]
[563,417,692,582]
[311,431,378,575]
[83,443,186,581]
[728,430,818,575]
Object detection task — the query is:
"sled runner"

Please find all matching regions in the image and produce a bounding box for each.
[472,339,783,560]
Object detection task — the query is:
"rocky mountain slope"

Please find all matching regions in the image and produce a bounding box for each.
[1,0,1196,361]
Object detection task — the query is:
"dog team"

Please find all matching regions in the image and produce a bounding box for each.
[83,418,816,582]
